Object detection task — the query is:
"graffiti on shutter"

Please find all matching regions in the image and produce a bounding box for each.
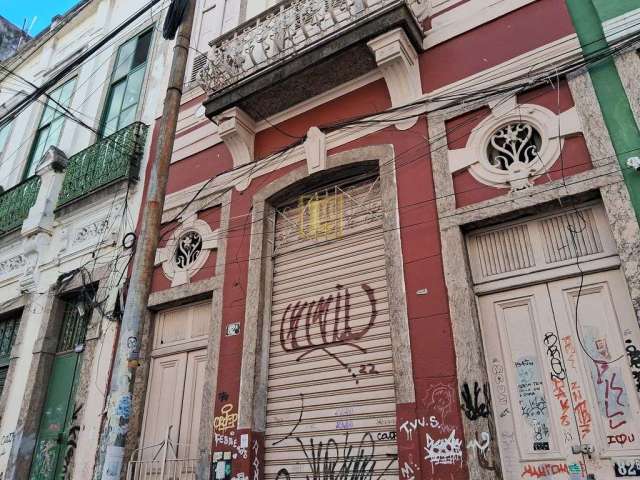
[265,177,398,480]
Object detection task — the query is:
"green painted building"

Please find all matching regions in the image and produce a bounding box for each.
[566,0,640,220]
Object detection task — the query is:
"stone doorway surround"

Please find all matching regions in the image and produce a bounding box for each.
[236,145,415,434]
[428,69,640,480]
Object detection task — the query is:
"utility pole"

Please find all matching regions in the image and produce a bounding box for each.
[97,1,196,478]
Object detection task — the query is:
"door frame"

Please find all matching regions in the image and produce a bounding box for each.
[5,268,110,480]
[238,145,415,435]
[438,194,640,480]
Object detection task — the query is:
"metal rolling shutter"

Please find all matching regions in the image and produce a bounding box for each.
[264,177,398,480]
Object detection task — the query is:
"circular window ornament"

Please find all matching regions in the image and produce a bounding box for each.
[174,231,203,269]
[155,219,219,287]
[486,122,542,172]
[464,104,563,191]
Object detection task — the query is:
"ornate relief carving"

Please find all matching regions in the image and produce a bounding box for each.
[73,218,110,246]
[0,255,26,278]
[447,101,583,192]
[155,218,219,287]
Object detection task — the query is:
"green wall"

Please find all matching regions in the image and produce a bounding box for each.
[566,0,640,222]
[592,0,638,22]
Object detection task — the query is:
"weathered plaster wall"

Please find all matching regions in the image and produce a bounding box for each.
[0,17,28,62]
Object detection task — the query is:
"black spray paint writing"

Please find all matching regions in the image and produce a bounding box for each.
[543,332,566,381]
[62,403,83,478]
[274,432,397,480]
[625,339,640,392]
[460,382,490,421]
[273,394,304,447]
[280,283,377,359]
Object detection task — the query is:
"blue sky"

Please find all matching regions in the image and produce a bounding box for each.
[1,0,80,36]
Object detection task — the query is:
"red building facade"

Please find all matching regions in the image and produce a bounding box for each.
[126,1,640,479]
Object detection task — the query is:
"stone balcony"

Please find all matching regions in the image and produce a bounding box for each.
[198,0,427,121]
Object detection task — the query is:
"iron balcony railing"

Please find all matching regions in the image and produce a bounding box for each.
[0,175,41,236]
[127,427,198,480]
[58,122,149,206]
[197,0,427,96]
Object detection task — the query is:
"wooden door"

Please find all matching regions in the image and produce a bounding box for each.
[140,352,188,455]
[178,350,208,460]
[29,353,82,480]
[140,349,207,457]
[478,270,640,479]
[547,271,640,477]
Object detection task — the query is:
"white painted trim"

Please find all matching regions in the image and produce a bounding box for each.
[474,256,621,294]
[165,36,583,209]
[215,107,257,169]
[171,70,384,164]
[425,0,537,49]
[368,28,421,130]
[603,7,640,42]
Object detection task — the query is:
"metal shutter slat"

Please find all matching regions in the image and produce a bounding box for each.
[264,178,397,480]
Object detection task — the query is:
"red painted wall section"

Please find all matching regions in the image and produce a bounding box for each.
[150,206,221,293]
[254,79,392,159]
[205,115,468,479]
[448,80,592,208]
[420,0,576,93]
[166,142,234,195]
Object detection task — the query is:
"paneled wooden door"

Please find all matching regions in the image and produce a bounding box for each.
[479,270,640,479]
[140,349,208,462]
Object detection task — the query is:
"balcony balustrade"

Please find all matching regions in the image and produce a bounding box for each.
[197,0,427,100]
[58,122,148,206]
[0,176,41,236]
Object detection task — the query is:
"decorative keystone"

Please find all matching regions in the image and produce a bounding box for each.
[368,28,422,130]
[215,107,256,169]
[304,127,327,175]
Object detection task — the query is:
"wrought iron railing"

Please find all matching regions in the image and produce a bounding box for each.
[197,0,428,96]
[58,122,149,206]
[127,427,198,480]
[0,175,41,236]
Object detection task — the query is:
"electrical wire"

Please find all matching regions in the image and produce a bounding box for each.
[0,2,173,184]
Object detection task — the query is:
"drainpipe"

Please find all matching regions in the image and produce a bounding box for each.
[565,0,640,222]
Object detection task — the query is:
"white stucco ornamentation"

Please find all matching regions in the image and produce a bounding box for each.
[0,254,25,279]
[447,101,582,191]
[304,126,327,174]
[72,218,111,247]
[215,107,256,169]
[154,218,219,287]
[368,28,421,130]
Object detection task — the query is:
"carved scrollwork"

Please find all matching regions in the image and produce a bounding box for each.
[487,123,542,172]
[174,231,203,270]
[197,0,426,95]
[0,255,26,278]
